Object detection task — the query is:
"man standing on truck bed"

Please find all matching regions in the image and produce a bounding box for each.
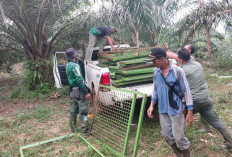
[146,48,193,157]
[85,26,119,61]
[65,48,91,133]
[177,48,232,149]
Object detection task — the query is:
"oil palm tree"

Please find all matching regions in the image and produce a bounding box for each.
[0,0,89,89]
[99,0,179,47]
[177,0,232,58]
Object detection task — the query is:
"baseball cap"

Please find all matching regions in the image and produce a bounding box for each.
[145,47,166,62]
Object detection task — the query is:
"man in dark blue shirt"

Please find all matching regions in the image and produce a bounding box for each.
[85,26,119,61]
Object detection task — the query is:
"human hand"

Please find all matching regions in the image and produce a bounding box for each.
[164,43,168,50]
[147,104,154,118]
[186,110,193,127]
[85,93,91,100]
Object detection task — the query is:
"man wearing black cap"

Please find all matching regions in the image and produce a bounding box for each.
[146,47,193,157]
[85,26,119,61]
[178,48,232,150]
[65,48,91,133]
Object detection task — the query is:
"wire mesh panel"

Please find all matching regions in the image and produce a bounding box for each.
[91,85,147,157]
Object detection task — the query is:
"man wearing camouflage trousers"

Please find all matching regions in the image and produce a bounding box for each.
[65,48,91,133]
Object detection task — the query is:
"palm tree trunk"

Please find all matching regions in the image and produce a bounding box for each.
[135,29,139,47]
[205,24,212,59]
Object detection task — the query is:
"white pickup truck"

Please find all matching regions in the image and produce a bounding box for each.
[53,45,176,100]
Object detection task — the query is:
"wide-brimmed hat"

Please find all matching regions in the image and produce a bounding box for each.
[145,47,166,62]
[66,48,78,61]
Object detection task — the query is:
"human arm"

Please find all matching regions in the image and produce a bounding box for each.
[186,110,193,126]
[107,36,116,50]
[147,69,158,118]
[147,102,155,118]
[164,43,178,60]
[177,67,194,126]
[166,50,178,60]
[107,36,120,50]
[111,38,120,47]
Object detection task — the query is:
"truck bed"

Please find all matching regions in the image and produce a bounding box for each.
[121,83,153,97]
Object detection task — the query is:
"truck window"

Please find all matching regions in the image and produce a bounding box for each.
[56,53,69,86]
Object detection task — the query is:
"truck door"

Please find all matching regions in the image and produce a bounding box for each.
[53,52,85,88]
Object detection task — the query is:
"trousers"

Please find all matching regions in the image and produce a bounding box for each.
[159,113,190,150]
[85,32,106,61]
[70,91,88,121]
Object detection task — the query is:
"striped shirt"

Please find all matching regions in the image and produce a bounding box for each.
[151,63,193,115]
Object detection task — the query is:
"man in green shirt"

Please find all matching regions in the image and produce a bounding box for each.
[178,48,232,149]
[66,48,91,133]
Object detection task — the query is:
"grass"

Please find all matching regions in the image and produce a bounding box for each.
[34,104,52,122]
[0,64,232,156]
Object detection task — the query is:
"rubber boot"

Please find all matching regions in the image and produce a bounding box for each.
[218,128,232,149]
[182,148,191,157]
[80,120,89,134]
[69,115,77,133]
[171,143,183,157]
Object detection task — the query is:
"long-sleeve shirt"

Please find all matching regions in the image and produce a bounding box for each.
[66,61,88,95]
[182,60,209,102]
[151,63,193,115]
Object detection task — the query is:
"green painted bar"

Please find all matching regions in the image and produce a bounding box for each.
[100,51,149,62]
[19,133,106,157]
[123,94,137,155]
[19,148,24,157]
[133,95,147,157]
[120,67,154,75]
[118,58,146,65]
[112,77,153,86]
[112,53,148,62]
[20,133,75,150]
[79,135,106,157]
[113,74,153,83]
[96,140,124,157]
[19,133,75,157]
[99,85,146,96]
[109,65,120,70]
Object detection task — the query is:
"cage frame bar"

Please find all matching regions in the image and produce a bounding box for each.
[19,133,105,157]
[93,85,147,157]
